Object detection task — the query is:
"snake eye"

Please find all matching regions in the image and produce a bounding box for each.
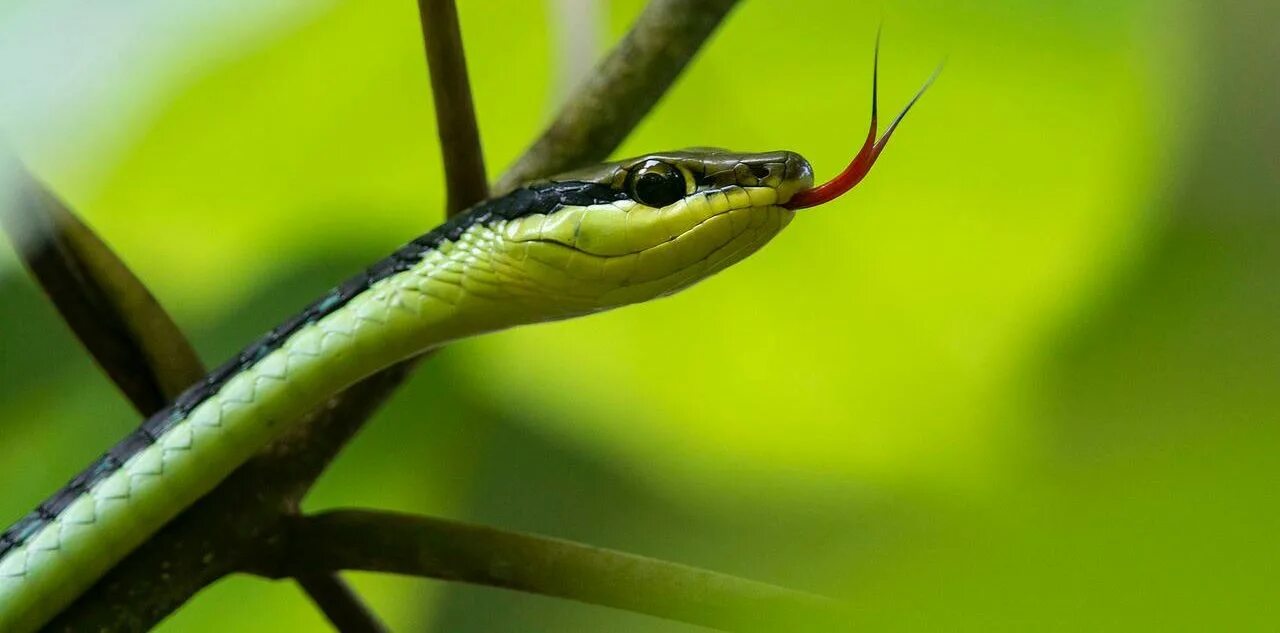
[626,160,686,208]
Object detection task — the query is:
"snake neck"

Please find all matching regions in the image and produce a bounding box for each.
[0,215,539,633]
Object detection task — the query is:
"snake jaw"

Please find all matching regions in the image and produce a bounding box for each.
[785,35,942,210]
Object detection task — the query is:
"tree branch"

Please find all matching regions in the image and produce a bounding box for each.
[419,0,489,216]
[40,376,417,632]
[0,162,204,415]
[264,510,845,633]
[296,574,389,633]
[494,0,741,194]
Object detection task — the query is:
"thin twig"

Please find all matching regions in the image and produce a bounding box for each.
[495,0,741,194]
[266,510,847,633]
[419,0,489,215]
[296,574,389,633]
[0,163,204,415]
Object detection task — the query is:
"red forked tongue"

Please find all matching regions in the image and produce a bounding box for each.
[786,34,943,210]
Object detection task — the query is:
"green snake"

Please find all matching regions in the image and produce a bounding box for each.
[0,51,935,632]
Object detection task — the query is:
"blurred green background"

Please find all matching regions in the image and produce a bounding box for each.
[1,0,1276,630]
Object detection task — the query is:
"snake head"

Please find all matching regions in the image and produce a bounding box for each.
[492,149,813,314]
[434,35,938,329]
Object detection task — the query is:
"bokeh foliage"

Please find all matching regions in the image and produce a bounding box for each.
[2,0,1274,630]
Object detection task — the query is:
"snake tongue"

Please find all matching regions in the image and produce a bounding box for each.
[786,36,942,211]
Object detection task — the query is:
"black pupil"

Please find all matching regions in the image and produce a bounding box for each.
[632,165,685,208]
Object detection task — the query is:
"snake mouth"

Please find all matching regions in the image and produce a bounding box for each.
[518,187,782,259]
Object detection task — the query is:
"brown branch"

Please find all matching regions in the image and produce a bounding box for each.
[0,161,389,628]
[296,574,389,633]
[0,163,204,415]
[44,0,750,630]
[262,510,846,633]
[494,0,741,194]
[419,0,489,215]
[39,376,416,632]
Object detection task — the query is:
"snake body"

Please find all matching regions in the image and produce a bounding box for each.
[0,149,814,632]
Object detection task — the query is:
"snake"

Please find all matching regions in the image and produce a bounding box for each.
[0,48,936,632]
